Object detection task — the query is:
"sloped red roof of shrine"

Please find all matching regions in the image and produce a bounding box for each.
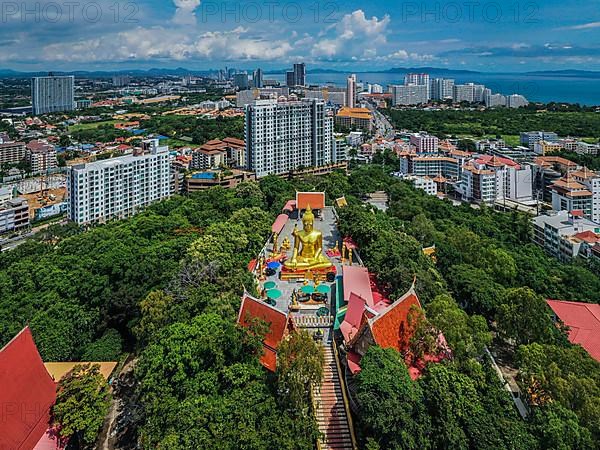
[0,327,57,450]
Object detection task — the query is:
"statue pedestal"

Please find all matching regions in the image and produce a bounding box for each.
[280,265,336,281]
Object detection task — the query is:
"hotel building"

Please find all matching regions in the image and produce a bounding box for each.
[245,99,334,178]
[67,139,171,225]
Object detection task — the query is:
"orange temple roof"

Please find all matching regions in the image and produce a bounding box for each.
[296,192,325,210]
[237,293,295,371]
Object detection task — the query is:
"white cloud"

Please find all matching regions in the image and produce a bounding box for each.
[172,0,202,26]
[41,27,293,62]
[381,49,435,62]
[311,10,390,59]
[558,21,600,31]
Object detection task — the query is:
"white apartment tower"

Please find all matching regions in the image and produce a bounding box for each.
[31,75,75,115]
[392,85,428,105]
[405,73,431,99]
[67,139,172,225]
[346,74,357,108]
[431,78,455,100]
[245,99,334,178]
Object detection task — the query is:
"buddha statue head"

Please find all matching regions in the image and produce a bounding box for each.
[302,205,315,232]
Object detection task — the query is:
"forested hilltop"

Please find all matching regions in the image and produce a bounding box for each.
[1,166,598,449]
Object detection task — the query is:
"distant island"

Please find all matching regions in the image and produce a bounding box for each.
[2,67,600,79]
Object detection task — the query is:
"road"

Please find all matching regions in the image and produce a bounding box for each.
[365,102,395,140]
[0,219,66,252]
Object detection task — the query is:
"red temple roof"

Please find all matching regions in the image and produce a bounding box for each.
[342,266,374,307]
[368,288,422,353]
[340,293,371,343]
[271,214,289,235]
[547,300,600,362]
[283,200,296,212]
[296,192,325,210]
[237,293,295,371]
[0,327,57,450]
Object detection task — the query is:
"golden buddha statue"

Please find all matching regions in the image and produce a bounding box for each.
[284,205,332,271]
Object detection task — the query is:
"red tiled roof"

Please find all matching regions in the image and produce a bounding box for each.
[368,288,422,353]
[283,200,296,212]
[342,265,374,307]
[0,327,57,450]
[574,231,600,244]
[237,293,294,371]
[546,300,600,362]
[271,214,289,235]
[222,137,245,148]
[340,293,369,343]
[296,192,325,210]
[475,154,521,169]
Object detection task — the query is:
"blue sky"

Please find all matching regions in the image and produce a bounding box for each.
[0,0,599,71]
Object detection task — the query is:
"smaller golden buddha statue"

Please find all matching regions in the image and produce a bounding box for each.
[284,205,332,272]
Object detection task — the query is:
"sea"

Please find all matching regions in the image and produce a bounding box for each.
[270,72,600,106]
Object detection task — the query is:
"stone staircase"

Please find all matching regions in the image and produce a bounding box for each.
[313,343,355,450]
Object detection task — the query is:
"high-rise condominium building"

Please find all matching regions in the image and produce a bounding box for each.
[293,63,306,87]
[67,139,171,225]
[0,142,26,166]
[430,78,455,100]
[112,75,131,87]
[453,84,475,103]
[410,133,439,153]
[473,84,486,103]
[245,99,334,178]
[253,68,264,88]
[285,63,306,88]
[346,74,357,108]
[31,75,75,115]
[233,73,249,90]
[391,84,428,106]
[507,94,529,108]
[404,73,430,99]
[484,89,507,107]
[26,141,58,175]
[286,71,295,87]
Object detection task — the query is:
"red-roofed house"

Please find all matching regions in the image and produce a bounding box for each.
[237,293,295,371]
[0,327,60,450]
[546,300,600,362]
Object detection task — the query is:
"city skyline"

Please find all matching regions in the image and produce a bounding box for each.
[0,1,598,71]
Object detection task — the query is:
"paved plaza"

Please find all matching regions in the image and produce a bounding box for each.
[259,206,346,342]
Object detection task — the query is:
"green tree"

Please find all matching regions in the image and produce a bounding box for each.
[234,182,266,209]
[419,364,480,449]
[81,329,123,361]
[134,290,175,346]
[426,294,491,362]
[356,346,431,450]
[276,330,324,413]
[530,403,594,450]
[496,287,559,346]
[52,364,111,448]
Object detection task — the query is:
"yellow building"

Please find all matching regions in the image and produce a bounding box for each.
[335,107,373,132]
